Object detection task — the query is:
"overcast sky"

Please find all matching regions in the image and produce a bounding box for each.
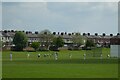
[2,2,118,35]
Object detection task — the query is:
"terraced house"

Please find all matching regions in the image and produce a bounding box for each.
[0,30,119,50]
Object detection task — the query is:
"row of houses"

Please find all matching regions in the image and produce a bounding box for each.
[0,30,120,50]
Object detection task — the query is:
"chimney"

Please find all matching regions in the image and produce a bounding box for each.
[35,31,38,34]
[26,31,28,34]
[72,33,74,35]
[95,33,98,36]
[4,30,7,33]
[87,33,90,36]
[61,32,64,35]
[11,30,14,32]
[117,33,120,36]
[8,30,10,32]
[53,32,56,35]
[83,33,86,36]
[65,32,67,35]
[110,34,113,37]
[68,33,71,36]
[58,32,60,35]
[102,33,106,36]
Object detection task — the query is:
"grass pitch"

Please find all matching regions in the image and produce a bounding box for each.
[2,48,118,78]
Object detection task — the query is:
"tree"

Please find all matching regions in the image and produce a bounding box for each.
[53,36,64,50]
[31,42,40,51]
[39,29,54,50]
[13,31,28,51]
[72,33,86,48]
[85,39,95,49]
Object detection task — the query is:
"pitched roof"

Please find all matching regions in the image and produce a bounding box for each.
[26,33,38,38]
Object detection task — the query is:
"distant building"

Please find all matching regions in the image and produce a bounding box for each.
[0,30,118,50]
[84,33,113,47]
[110,35,120,45]
[0,31,15,50]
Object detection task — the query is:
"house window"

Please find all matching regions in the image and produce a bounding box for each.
[67,39,69,42]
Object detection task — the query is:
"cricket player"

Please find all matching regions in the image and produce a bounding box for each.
[83,53,86,60]
[54,52,58,60]
[27,53,30,58]
[107,54,110,59]
[100,54,102,60]
[10,52,12,61]
[69,53,72,59]
[38,54,40,58]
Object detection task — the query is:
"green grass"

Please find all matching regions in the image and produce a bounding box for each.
[2,48,118,78]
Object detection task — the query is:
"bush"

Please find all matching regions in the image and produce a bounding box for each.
[49,46,59,51]
[31,42,40,51]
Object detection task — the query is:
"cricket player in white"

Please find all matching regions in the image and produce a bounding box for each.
[69,53,72,59]
[10,52,12,61]
[38,54,40,58]
[100,54,102,60]
[83,53,86,60]
[27,53,30,58]
[54,52,58,60]
[107,54,110,59]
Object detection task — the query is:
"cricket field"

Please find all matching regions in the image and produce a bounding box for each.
[2,48,118,78]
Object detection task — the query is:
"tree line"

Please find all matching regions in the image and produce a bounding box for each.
[13,29,95,51]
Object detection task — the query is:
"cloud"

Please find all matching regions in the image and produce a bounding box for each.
[0,2,2,30]
[47,2,117,15]
[2,0,46,2]
[2,0,119,2]
[2,2,118,34]
[2,2,48,29]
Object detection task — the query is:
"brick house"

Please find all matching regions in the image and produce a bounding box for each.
[1,30,118,50]
[110,35,120,45]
